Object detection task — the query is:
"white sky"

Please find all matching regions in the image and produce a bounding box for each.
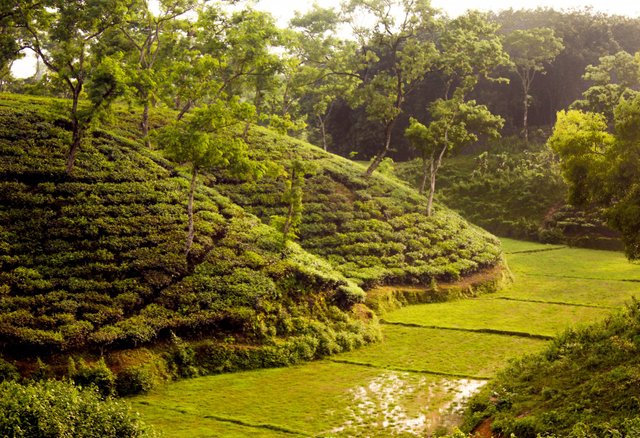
[254,0,640,25]
[11,0,640,78]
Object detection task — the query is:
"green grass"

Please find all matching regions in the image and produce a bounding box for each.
[509,247,640,281]
[131,361,464,437]
[382,298,611,338]
[500,238,566,254]
[333,325,547,378]
[496,276,640,307]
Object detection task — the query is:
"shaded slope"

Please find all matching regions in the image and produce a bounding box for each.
[0,94,373,357]
[214,127,503,288]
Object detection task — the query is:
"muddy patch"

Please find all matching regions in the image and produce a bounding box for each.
[328,372,486,436]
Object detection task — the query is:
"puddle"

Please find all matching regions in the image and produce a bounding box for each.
[328,373,486,436]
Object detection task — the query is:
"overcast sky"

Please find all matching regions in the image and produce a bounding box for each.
[11,0,640,78]
[254,0,640,24]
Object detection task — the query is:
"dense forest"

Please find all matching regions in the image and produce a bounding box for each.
[2,0,640,436]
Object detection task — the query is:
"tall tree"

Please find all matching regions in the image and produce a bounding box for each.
[158,98,261,257]
[119,0,198,145]
[504,27,564,143]
[572,50,640,124]
[405,85,503,216]
[343,0,439,176]
[288,5,357,150]
[16,0,128,173]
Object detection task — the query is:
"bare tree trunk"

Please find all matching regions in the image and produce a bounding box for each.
[426,156,436,217]
[318,115,328,151]
[365,122,394,177]
[185,167,198,257]
[141,101,151,148]
[66,90,82,174]
[177,100,193,121]
[523,94,529,144]
[426,133,449,217]
[419,157,428,194]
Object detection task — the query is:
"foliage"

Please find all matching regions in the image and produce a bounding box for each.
[462,300,640,437]
[395,141,621,250]
[549,100,640,259]
[0,379,155,437]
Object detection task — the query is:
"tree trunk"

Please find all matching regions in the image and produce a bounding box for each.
[318,115,328,151]
[426,134,449,217]
[523,93,529,144]
[365,121,394,177]
[185,167,198,257]
[419,157,428,195]
[66,89,82,174]
[177,100,193,121]
[66,122,83,175]
[141,100,150,148]
[426,156,436,217]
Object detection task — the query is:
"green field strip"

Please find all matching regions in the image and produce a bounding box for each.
[506,246,567,254]
[327,358,492,380]
[521,273,640,283]
[380,319,555,340]
[493,296,617,309]
[382,299,611,338]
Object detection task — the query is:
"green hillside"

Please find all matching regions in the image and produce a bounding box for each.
[463,300,640,437]
[0,94,375,364]
[214,128,502,288]
[0,93,502,383]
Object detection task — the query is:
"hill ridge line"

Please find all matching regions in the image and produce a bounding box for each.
[379,320,555,340]
[327,358,492,380]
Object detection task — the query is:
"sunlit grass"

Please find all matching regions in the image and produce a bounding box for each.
[383,298,611,338]
[131,361,462,437]
[500,238,566,253]
[334,325,547,378]
[508,247,640,281]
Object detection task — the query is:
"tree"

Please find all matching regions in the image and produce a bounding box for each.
[288,5,357,150]
[118,0,198,145]
[405,85,503,216]
[343,0,439,176]
[16,0,128,173]
[572,50,640,124]
[270,159,315,247]
[548,101,640,259]
[504,27,564,143]
[158,98,261,257]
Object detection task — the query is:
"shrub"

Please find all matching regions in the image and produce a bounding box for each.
[0,379,155,437]
[71,358,115,398]
[116,366,155,396]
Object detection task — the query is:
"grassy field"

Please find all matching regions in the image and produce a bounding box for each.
[131,240,640,436]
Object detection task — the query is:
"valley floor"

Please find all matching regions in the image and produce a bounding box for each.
[130,239,640,437]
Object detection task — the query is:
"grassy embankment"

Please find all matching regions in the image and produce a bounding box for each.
[132,239,639,437]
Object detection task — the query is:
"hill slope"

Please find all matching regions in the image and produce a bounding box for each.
[463,300,640,437]
[0,94,372,360]
[213,127,503,288]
